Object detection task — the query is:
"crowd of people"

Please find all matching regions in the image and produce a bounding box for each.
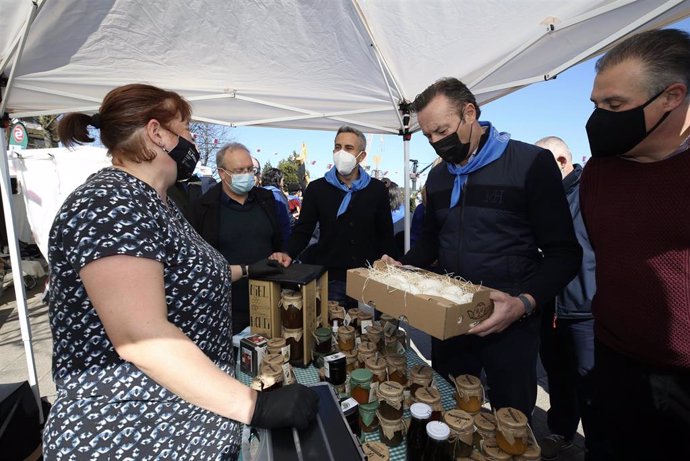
[41,27,689,460]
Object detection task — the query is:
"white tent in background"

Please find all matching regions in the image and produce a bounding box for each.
[2,0,690,417]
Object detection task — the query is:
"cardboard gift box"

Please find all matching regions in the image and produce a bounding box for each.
[249,263,328,366]
[346,262,493,340]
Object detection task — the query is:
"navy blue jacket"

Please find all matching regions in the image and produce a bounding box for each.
[557,164,595,319]
[402,132,581,307]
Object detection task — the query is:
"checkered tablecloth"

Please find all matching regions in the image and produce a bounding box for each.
[236,348,457,461]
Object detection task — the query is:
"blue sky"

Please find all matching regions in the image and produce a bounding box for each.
[222,17,690,188]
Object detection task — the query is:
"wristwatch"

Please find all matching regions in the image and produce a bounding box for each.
[518,294,535,318]
[241,265,249,278]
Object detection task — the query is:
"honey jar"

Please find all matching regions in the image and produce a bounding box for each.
[337,325,356,351]
[361,441,389,461]
[266,337,289,362]
[280,289,303,329]
[409,364,434,396]
[282,327,304,364]
[385,353,407,386]
[384,335,399,355]
[454,374,484,414]
[365,324,384,352]
[443,409,475,458]
[365,356,388,383]
[473,412,497,450]
[377,413,405,447]
[358,341,377,368]
[350,368,374,404]
[414,387,443,420]
[494,407,529,456]
[261,353,284,369]
[376,381,405,420]
[346,307,360,330]
[358,400,380,433]
[328,303,345,326]
[343,348,358,373]
[254,363,284,392]
[313,327,332,354]
[513,432,541,460]
[481,439,512,461]
[357,310,374,333]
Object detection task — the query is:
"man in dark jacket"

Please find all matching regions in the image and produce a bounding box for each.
[535,136,595,460]
[270,126,397,308]
[190,142,290,334]
[383,78,581,418]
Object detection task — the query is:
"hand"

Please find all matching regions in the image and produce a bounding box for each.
[250,384,319,430]
[269,252,292,267]
[248,258,284,278]
[468,291,526,337]
[380,254,402,266]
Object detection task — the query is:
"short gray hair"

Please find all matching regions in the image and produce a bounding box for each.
[216,142,250,169]
[535,136,572,162]
[336,126,367,151]
[596,28,690,98]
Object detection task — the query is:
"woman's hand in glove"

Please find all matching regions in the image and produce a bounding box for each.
[247,258,284,278]
[250,384,319,430]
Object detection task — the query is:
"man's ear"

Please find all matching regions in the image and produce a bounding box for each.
[462,103,477,123]
[358,150,367,163]
[663,82,688,111]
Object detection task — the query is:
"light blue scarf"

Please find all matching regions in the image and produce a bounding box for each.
[447,121,510,208]
[324,165,371,217]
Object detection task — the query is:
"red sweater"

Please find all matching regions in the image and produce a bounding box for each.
[580,148,690,369]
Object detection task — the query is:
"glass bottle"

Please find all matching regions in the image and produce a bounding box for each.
[421,420,453,461]
[407,402,432,461]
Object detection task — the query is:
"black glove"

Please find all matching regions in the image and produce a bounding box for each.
[247,258,284,278]
[250,384,319,430]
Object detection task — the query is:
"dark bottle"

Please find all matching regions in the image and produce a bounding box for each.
[407,402,432,461]
[421,421,452,461]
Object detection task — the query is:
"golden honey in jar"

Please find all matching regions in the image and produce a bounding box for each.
[443,409,475,458]
[343,348,358,373]
[513,435,541,460]
[282,327,304,364]
[409,364,434,396]
[494,407,529,456]
[376,381,405,420]
[365,356,388,383]
[266,337,289,362]
[377,413,405,447]
[481,439,512,461]
[414,387,443,421]
[337,325,356,351]
[385,353,407,386]
[350,368,374,404]
[357,341,377,368]
[280,289,303,329]
[454,374,484,414]
[361,441,389,461]
[358,400,380,433]
[365,323,384,348]
[473,412,497,450]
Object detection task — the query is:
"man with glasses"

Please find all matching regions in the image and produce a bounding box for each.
[191,142,291,334]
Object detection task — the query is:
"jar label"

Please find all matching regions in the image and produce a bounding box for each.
[360,319,373,334]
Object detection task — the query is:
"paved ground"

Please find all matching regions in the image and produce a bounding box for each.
[0,275,585,460]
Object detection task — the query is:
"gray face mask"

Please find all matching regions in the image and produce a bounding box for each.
[227,172,255,195]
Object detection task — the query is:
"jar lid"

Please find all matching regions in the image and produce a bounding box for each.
[350,368,373,385]
[338,325,355,335]
[359,342,377,354]
[495,407,528,429]
[314,327,331,338]
[380,313,395,322]
[482,440,511,460]
[443,409,474,432]
[455,374,482,390]
[410,402,432,420]
[377,381,404,399]
[474,412,497,431]
[415,386,441,404]
[365,356,387,371]
[426,421,450,441]
[358,310,373,320]
[366,324,383,335]
[362,441,389,461]
[267,338,286,347]
[411,364,433,379]
[385,353,405,366]
[469,451,487,461]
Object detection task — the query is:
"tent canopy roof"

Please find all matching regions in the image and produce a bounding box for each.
[2,0,690,134]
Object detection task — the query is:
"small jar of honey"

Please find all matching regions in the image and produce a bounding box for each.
[337,325,356,351]
[414,387,443,421]
[376,381,405,420]
[385,353,407,386]
[365,356,388,383]
[454,374,484,414]
[494,407,529,456]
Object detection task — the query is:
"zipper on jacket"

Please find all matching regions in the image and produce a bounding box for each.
[457,177,469,274]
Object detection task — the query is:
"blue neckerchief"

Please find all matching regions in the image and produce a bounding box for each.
[447,121,510,208]
[324,165,371,217]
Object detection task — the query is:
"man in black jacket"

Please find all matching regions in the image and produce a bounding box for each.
[271,126,397,308]
[383,78,581,418]
[535,136,595,460]
[190,142,290,334]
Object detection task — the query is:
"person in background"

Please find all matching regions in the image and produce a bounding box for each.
[580,28,690,460]
[262,167,294,232]
[251,156,262,186]
[270,125,397,308]
[409,185,426,250]
[287,183,302,221]
[42,84,318,460]
[535,136,595,461]
[382,77,581,418]
[382,177,406,254]
[190,143,290,334]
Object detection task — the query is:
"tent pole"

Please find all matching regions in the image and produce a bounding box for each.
[399,103,412,253]
[0,0,44,423]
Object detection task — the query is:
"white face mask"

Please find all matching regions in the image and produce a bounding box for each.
[333,149,361,176]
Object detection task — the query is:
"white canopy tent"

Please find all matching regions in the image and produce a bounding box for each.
[2,0,690,419]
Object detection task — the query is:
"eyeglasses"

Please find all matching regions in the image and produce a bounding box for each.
[219,167,258,175]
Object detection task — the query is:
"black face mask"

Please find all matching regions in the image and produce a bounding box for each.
[586,88,670,158]
[164,135,200,180]
[431,120,473,164]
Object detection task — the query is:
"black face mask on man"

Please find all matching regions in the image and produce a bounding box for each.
[585,88,671,158]
[163,135,201,180]
[431,117,474,164]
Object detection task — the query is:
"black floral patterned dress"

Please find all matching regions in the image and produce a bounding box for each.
[43,168,241,460]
